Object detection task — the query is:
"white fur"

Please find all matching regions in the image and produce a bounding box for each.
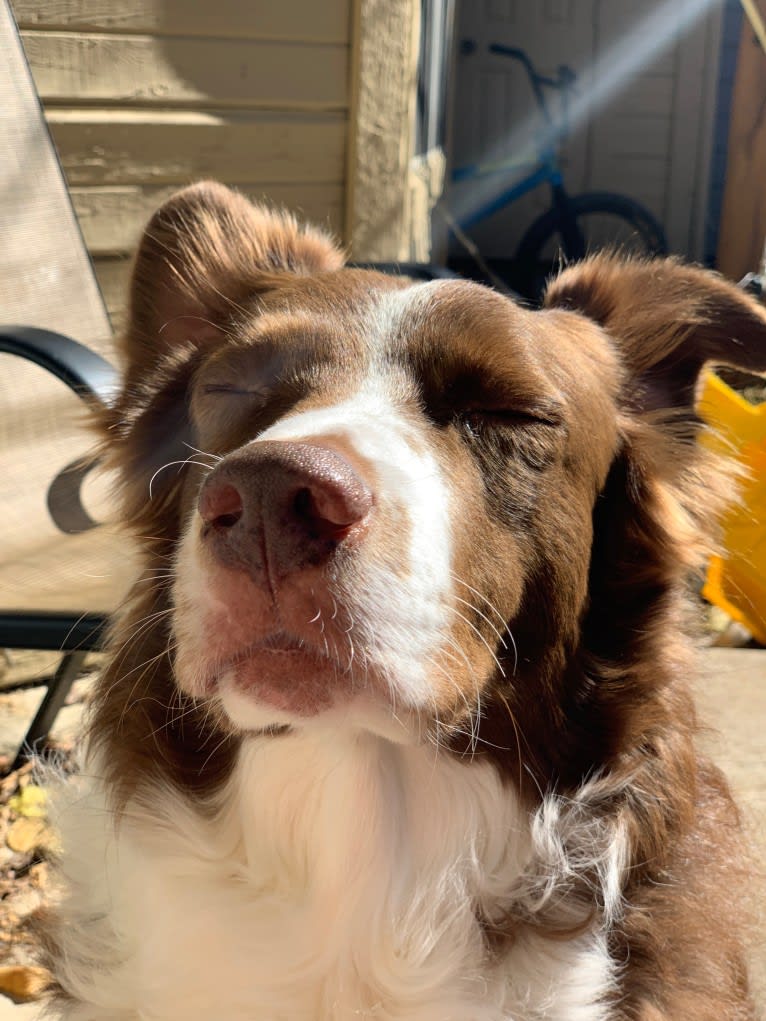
[46,733,623,1021]
[256,377,454,705]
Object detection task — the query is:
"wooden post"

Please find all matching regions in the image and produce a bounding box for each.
[717,6,766,280]
[345,0,422,260]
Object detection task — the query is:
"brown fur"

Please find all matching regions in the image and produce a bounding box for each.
[71,183,765,1017]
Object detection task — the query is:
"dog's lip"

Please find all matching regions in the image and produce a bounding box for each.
[246,631,311,654]
[208,629,359,716]
[208,631,336,685]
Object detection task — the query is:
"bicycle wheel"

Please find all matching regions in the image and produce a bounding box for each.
[516,192,668,300]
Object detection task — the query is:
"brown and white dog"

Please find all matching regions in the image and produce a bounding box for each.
[42,182,764,1020]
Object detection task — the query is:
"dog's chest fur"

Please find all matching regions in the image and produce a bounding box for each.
[50,732,616,1021]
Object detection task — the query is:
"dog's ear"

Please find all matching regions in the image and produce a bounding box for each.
[122,180,344,378]
[530,259,766,796]
[543,255,766,571]
[543,255,766,415]
[541,255,766,712]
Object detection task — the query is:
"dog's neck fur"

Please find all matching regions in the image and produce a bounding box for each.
[50,725,620,1021]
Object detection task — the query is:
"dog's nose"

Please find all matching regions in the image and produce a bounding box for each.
[198,441,373,578]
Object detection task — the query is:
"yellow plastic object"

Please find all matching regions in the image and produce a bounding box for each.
[698,370,766,643]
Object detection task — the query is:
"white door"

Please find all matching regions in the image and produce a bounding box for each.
[446,0,723,260]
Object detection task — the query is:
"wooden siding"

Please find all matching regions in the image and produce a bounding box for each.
[72,184,344,255]
[11,1,349,42]
[21,34,348,110]
[48,111,347,186]
[717,14,766,281]
[12,0,352,329]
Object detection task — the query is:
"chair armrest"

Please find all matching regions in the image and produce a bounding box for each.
[0,325,118,406]
[0,611,106,652]
[1,326,119,534]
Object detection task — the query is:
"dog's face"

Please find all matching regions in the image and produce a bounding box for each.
[102,182,766,788]
[171,272,619,736]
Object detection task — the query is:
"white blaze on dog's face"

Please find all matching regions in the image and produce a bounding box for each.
[165,270,621,739]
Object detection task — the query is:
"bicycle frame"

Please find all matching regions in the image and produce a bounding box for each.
[451,44,576,237]
[453,157,563,230]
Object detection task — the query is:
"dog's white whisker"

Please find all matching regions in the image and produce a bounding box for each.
[453,594,508,649]
[148,457,212,500]
[182,441,223,462]
[448,606,506,680]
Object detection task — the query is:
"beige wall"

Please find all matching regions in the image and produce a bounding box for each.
[12,0,430,331]
[11,0,352,330]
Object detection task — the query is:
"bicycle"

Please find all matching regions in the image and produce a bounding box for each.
[448,43,668,297]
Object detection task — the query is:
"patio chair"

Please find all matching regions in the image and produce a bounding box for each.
[0,0,135,768]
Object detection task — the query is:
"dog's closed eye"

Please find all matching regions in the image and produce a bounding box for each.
[458,405,564,435]
[202,384,264,396]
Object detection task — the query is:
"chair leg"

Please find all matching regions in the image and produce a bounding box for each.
[11,649,87,771]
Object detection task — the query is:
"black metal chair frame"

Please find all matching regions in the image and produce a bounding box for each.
[1,326,116,769]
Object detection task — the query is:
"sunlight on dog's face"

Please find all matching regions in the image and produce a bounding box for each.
[167,272,620,739]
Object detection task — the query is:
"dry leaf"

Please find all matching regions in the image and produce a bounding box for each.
[8,785,47,820]
[28,863,49,889]
[6,818,54,855]
[0,964,49,1002]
